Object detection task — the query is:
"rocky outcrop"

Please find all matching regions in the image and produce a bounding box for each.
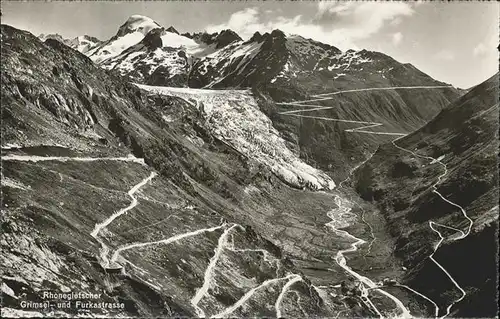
[140,28,164,50]
[212,29,242,49]
[39,34,102,54]
[165,26,179,35]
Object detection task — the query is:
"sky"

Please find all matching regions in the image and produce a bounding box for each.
[1,1,498,88]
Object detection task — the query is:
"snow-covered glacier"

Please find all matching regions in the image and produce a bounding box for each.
[136,84,335,190]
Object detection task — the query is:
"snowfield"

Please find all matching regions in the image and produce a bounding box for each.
[195,40,264,87]
[136,84,336,190]
[121,15,161,35]
[100,41,217,82]
[160,32,198,51]
[88,32,145,63]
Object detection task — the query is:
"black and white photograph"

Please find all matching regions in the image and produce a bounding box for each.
[0,1,498,318]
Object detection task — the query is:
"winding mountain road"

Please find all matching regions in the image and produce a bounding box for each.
[112,219,303,318]
[211,274,302,318]
[110,224,226,266]
[326,195,413,318]
[191,223,239,317]
[277,85,454,136]
[0,151,154,269]
[339,151,376,188]
[192,223,304,318]
[312,85,454,98]
[1,154,146,164]
[91,171,157,268]
[391,136,473,318]
[395,283,440,318]
[277,85,472,318]
[2,83,472,318]
[275,274,303,318]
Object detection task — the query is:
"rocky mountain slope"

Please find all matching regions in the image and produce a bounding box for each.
[1,24,423,318]
[353,73,499,317]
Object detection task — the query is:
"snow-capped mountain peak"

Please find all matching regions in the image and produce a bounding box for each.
[73,18,454,96]
[85,15,164,63]
[82,16,246,86]
[116,14,161,37]
[165,26,179,34]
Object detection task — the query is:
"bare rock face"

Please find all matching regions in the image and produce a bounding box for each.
[165,26,179,35]
[39,34,103,54]
[213,29,242,49]
[39,33,67,43]
[141,28,164,50]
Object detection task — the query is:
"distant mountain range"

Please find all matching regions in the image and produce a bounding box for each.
[2,23,373,318]
[39,15,243,86]
[38,15,459,93]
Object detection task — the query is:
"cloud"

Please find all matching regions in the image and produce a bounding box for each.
[473,35,498,56]
[205,3,415,51]
[473,43,488,56]
[392,32,403,46]
[216,7,259,33]
[206,8,356,50]
[315,2,414,33]
[390,17,403,26]
[434,49,455,61]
